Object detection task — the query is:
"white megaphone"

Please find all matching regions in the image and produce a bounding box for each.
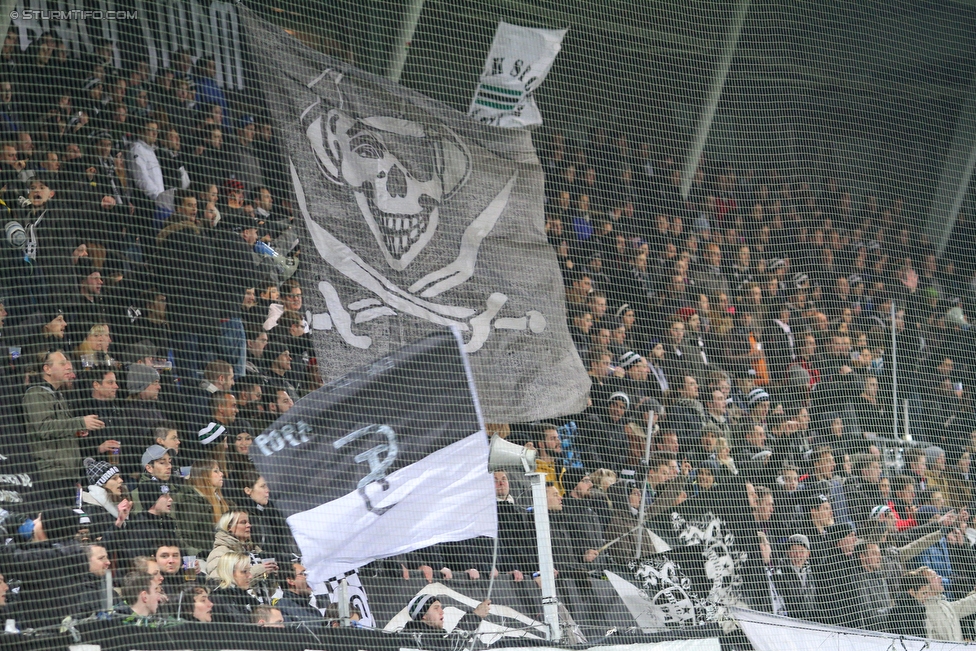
[487,435,537,473]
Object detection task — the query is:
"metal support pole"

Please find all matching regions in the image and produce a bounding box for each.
[338,578,350,626]
[680,0,752,200]
[527,472,560,642]
[891,302,899,441]
[105,569,113,613]
[634,411,656,557]
[387,0,425,83]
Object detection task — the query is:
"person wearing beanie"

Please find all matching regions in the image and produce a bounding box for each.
[81,457,132,539]
[127,362,160,397]
[581,392,632,474]
[616,351,651,405]
[120,362,167,481]
[771,532,817,622]
[400,593,491,637]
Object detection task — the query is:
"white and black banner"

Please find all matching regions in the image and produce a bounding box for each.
[384,582,549,643]
[242,8,588,423]
[468,21,567,128]
[734,608,968,651]
[249,330,497,586]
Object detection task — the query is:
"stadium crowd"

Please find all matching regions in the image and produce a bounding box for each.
[0,22,975,644]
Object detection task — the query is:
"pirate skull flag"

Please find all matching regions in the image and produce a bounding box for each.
[242,8,589,423]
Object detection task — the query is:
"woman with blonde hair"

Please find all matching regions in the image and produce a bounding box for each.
[205,509,276,581]
[174,459,233,555]
[210,552,260,623]
[73,323,116,368]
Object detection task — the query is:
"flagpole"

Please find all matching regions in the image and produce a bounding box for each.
[527,472,561,642]
[634,410,655,557]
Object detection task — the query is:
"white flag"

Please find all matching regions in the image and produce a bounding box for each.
[468,22,567,128]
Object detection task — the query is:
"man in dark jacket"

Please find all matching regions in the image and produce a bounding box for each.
[772,533,816,621]
[493,471,536,580]
[208,214,262,379]
[0,507,92,629]
[121,363,167,480]
[73,367,123,461]
[276,562,323,622]
[854,540,893,631]
[810,522,861,628]
[108,482,183,561]
[130,444,179,514]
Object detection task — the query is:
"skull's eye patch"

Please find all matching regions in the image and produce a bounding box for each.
[349,132,386,159]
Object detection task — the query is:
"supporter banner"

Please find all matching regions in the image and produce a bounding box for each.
[241,7,589,423]
[249,330,497,586]
[383,581,549,644]
[607,511,744,629]
[734,608,968,651]
[467,21,567,128]
[312,568,377,628]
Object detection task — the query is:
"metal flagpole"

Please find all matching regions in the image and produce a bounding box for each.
[891,301,898,440]
[634,409,656,557]
[527,472,561,642]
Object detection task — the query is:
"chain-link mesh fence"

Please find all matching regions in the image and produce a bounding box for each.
[0,0,974,649]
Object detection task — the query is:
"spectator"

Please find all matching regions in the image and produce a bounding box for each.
[80,457,132,539]
[210,552,260,624]
[125,118,163,238]
[890,475,919,531]
[72,367,123,460]
[191,391,248,466]
[23,349,105,503]
[75,543,115,616]
[252,604,284,627]
[174,459,232,556]
[180,585,213,623]
[234,471,297,562]
[258,387,294,430]
[276,562,322,621]
[227,115,263,192]
[209,212,262,379]
[670,375,705,451]
[154,541,188,603]
[153,423,182,456]
[181,358,235,430]
[205,509,276,582]
[400,593,490,635]
[889,566,976,641]
[121,363,167,479]
[120,570,164,623]
[110,482,182,561]
[854,540,893,630]
[772,533,816,620]
[131,444,177,514]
